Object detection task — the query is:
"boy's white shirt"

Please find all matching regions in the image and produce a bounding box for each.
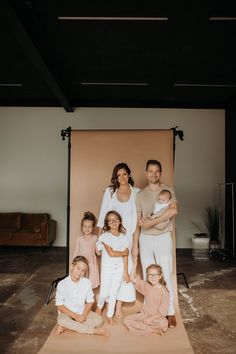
[55,275,94,314]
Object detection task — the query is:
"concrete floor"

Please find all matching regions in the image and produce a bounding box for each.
[0,247,236,354]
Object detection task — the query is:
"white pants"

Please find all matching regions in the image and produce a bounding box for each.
[97,267,124,318]
[139,232,175,315]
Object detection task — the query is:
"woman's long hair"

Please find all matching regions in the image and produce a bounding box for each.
[109,162,134,195]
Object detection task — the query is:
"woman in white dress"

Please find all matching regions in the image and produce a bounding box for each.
[97,163,140,319]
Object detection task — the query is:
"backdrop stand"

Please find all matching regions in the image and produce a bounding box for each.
[45,127,71,305]
[45,127,186,304]
[171,127,190,288]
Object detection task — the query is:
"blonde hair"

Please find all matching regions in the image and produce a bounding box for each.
[72,255,89,267]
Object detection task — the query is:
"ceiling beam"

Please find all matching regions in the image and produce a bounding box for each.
[2,0,73,112]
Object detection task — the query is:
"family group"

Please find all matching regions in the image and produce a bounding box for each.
[55,160,178,337]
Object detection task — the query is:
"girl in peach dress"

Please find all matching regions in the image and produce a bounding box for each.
[73,212,99,289]
[124,264,169,336]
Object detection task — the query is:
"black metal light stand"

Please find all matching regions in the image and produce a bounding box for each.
[171,127,189,288]
[45,127,71,305]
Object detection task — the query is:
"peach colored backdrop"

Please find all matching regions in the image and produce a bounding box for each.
[70,129,174,262]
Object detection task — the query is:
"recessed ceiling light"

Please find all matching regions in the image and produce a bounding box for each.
[0,83,23,87]
[58,16,168,21]
[174,83,236,88]
[81,82,149,86]
[209,17,236,21]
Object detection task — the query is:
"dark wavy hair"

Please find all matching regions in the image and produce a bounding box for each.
[103,210,126,234]
[81,211,96,228]
[109,162,134,195]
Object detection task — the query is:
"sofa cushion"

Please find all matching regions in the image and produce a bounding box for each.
[0,213,20,230]
[20,213,49,230]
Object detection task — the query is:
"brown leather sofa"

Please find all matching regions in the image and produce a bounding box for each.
[0,212,56,246]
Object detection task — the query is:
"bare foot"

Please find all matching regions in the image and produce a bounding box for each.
[107,317,115,326]
[95,308,102,316]
[115,312,123,320]
[153,329,163,336]
[94,327,110,336]
[56,325,66,335]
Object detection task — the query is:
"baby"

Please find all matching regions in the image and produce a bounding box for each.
[151,189,171,218]
[149,189,172,230]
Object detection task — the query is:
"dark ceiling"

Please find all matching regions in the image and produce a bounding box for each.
[1,0,236,112]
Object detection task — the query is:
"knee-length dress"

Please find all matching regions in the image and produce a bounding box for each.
[73,234,100,289]
[123,279,169,336]
[97,185,140,302]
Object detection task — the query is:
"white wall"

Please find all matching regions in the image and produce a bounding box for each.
[0,107,225,247]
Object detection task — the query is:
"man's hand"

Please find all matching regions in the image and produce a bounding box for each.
[140,218,156,229]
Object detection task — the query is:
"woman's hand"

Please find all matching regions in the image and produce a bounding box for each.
[124,272,130,283]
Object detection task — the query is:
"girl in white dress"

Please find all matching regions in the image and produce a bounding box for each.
[96,211,129,325]
[97,163,140,319]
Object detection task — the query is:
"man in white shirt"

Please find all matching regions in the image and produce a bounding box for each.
[55,255,108,336]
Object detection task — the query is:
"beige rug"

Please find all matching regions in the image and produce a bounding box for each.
[38,299,193,354]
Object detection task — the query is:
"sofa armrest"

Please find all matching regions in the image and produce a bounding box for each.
[41,220,57,245]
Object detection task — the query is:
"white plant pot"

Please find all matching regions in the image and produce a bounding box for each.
[192,235,210,260]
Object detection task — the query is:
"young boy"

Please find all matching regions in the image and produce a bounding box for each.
[55,255,108,336]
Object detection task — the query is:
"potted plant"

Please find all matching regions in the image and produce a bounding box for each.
[191,206,220,260]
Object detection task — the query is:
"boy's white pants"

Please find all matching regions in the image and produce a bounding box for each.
[139,231,175,315]
[97,267,124,318]
[57,311,103,334]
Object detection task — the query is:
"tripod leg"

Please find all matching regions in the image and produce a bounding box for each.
[45,275,68,306]
[45,283,54,306]
[177,272,190,289]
